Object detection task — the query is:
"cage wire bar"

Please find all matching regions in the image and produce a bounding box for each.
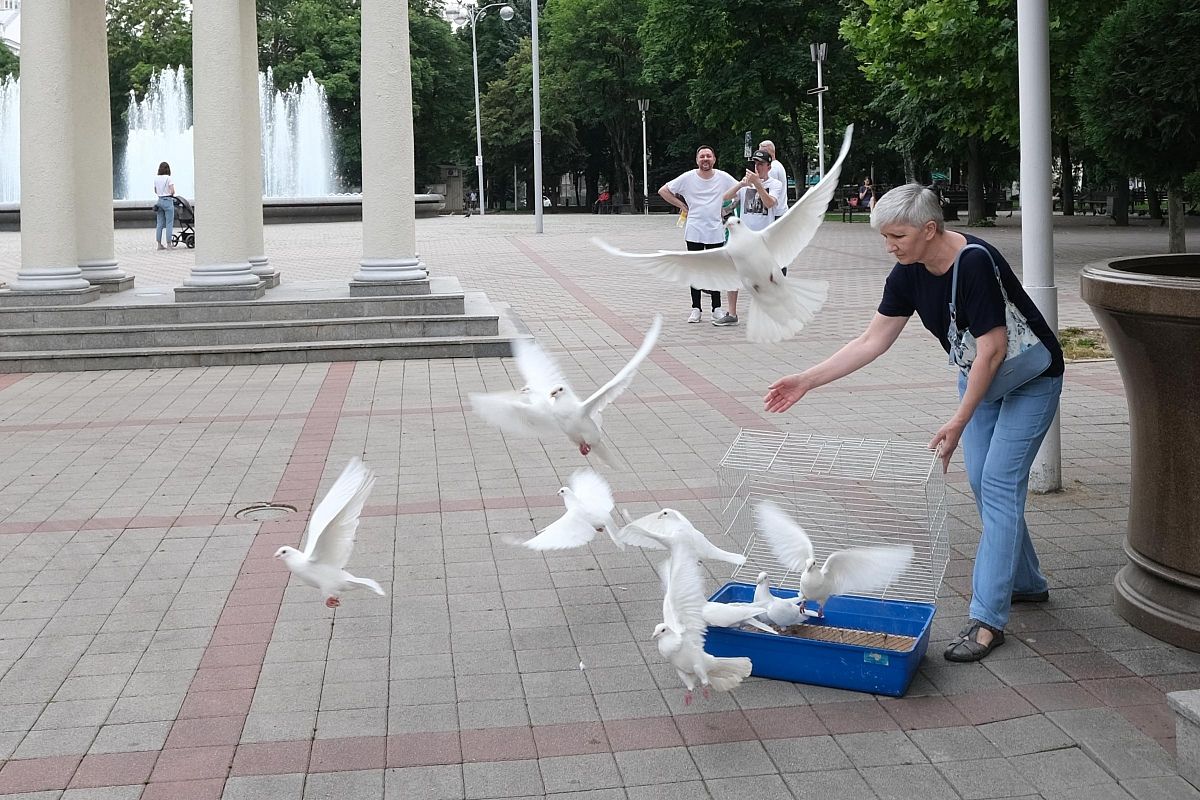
[718,431,949,606]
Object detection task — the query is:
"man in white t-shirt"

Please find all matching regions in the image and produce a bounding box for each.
[658,145,739,323]
[758,139,789,216]
[716,149,785,326]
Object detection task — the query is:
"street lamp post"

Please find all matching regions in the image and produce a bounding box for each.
[531,0,543,233]
[456,2,514,216]
[809,42,828,178]
[638,99,649,215]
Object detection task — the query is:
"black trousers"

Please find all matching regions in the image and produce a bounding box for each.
[686,239,722,309]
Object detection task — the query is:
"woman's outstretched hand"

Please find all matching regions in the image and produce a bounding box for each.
[929,419,965,473]
[764,374,809,413]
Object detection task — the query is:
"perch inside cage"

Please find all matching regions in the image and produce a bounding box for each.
[705,430,950,696]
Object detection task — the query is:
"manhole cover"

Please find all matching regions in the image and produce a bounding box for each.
[234,503,298,521]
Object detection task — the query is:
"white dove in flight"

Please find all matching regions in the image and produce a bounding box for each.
[274,458,386,608]
[470,315,662,466]
[755,500,913,617]
[506,469,621,551]
[654,553,753,705]
[591,125,854,345]
[618,508,746,567]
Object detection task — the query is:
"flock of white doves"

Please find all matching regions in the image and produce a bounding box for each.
[275,124,912,705]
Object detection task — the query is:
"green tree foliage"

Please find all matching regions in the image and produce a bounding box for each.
[480,36,578,208]
[259,0,362,184]
[106,0,192,136]
[0,41,18,79]
[409,0,473,187]
[542,0,647,204]
[641,0,849,179]
[841,0,1019,223]
[1075,0,1200,251]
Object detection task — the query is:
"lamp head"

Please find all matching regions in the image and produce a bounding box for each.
[499,5,515,20]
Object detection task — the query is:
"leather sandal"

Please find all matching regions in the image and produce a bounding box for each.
[943,619,1005,662]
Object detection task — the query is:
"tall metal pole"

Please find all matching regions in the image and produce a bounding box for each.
[638,99,649,215]
[815,59,826,178]
[1018,0,1061,492]
[470,17,485,215]
[531,0,543,233]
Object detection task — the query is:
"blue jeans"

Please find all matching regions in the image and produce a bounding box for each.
[957,372,1063,630]
[155,196,175,245]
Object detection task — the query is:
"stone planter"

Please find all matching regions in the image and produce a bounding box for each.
[1081,254,1200,650]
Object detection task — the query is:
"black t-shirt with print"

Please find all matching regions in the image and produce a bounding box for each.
[877,233,1064,377]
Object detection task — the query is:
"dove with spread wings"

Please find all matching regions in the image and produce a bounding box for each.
[592,126,855,345]
[274,458,386,608]
[470,316,662,466]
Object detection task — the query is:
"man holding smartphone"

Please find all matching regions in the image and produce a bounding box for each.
[715,149,785,326]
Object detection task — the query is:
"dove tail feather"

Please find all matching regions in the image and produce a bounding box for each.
[345,576,385,596]
[587,439,622,470]
[746,278,829,345]
[705,656,753,691]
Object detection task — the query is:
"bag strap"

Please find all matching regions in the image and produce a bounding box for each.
[949,242,1010,325]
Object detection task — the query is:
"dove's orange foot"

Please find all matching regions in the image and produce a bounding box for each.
[325,596,340,608]
[579,443,591,456]
[683,690,694,707]
[702,686,711,700]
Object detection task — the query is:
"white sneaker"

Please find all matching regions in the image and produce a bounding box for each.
[711,307,727,322]
[687,308,702,323]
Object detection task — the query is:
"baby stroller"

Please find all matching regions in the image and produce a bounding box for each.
[170,196,196,249]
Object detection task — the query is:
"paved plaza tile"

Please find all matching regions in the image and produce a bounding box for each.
[1,213,1199,798]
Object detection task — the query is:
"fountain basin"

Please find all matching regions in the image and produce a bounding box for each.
[0,194,446,232]
[1081,254,1200,650]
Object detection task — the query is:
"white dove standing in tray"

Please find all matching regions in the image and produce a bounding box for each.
[654,552,753,705]
[506,468,622,551]
[592,126,854,345]
[275,458,386,608]
[470,315,662,467]
[755,500,913,617]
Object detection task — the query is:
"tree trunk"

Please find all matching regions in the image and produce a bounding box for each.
[1059,135,1074,216]
[966,137,986,225]
[1148,183,1163,220]
[789,107,805,195]
[1112,179,1130,227]
[1168,185,1187,253]
[904,154,918,184]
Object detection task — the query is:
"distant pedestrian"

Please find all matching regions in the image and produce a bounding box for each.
[758,139,789,215]
[467,190,477,216]
[658,145,738,323]
[717,149,785,326]
[859,177,876,210]
[153,161,176,250]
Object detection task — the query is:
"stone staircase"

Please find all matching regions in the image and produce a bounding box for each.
[0,276,515,372]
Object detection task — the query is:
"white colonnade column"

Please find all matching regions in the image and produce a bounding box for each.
[240,0,276,287]
[177,0,264,301]
[353,0,428,293]
[73,0,131,292]
[4,0,97,303]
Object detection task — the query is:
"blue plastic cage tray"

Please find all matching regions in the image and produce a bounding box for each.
[704,581,935,697]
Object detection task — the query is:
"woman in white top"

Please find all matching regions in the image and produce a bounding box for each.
[154,162,176,250]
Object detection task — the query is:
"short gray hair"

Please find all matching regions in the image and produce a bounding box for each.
[870,183,944,233]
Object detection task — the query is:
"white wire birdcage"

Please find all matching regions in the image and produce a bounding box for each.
[718,430,948,606]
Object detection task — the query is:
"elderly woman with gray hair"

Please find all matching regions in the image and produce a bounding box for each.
[763,183,1064,662]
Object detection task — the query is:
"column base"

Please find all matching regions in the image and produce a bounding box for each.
[174,282,266,303]
[79,259,129,286]
[249,257,278,288]
[353,256,428,287]
[1114,547,1200,652]
[256,272,281,289]
[0,286,102,306]
[90,276,137,294]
